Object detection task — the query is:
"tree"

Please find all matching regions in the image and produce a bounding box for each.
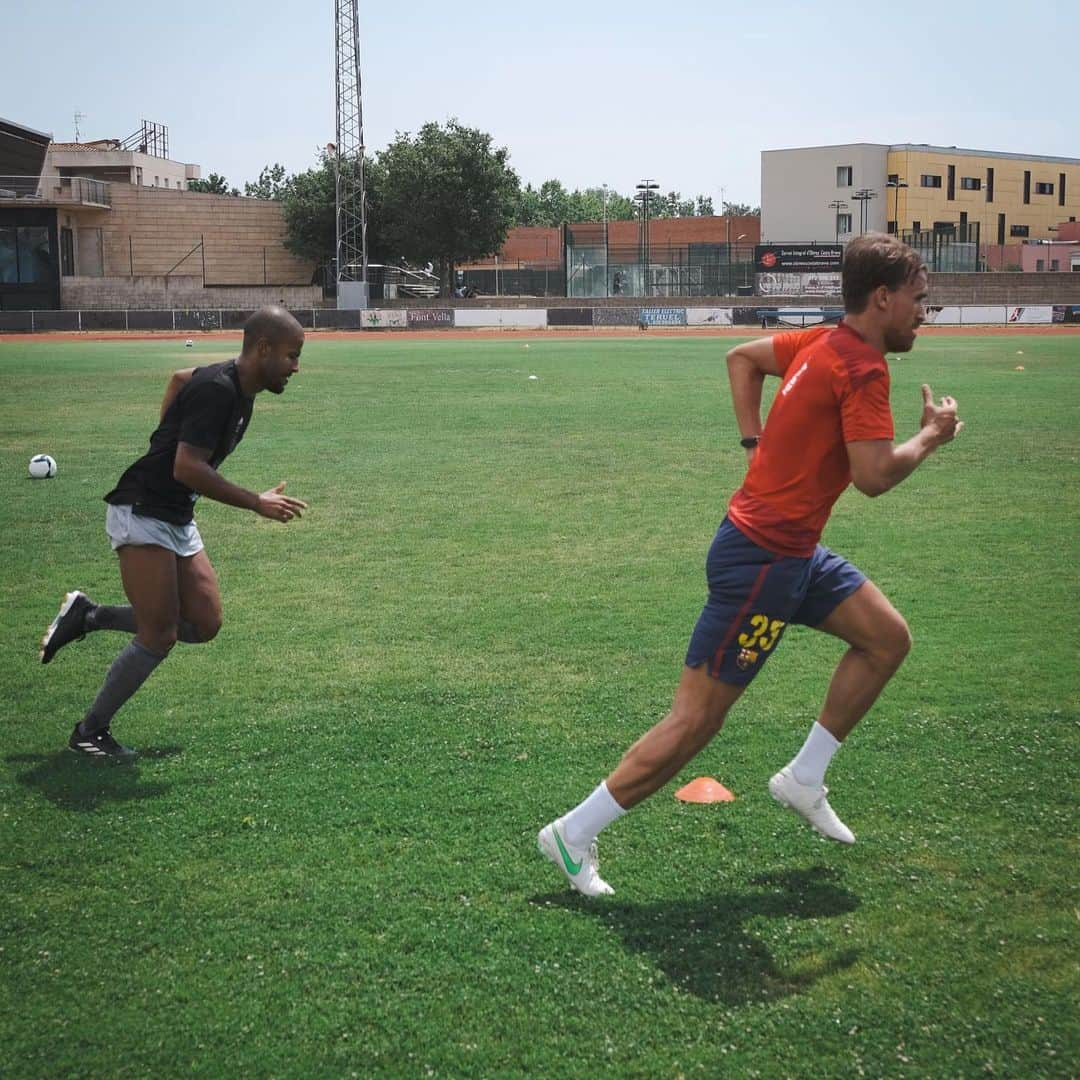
[187,172,239,196]
[244,163,288,200]
[722,201,761,217]
[696,194,714,216]
[278,151,387,279]
[376,119,519,293]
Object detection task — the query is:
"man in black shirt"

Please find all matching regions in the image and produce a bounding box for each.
[40,306,308,759]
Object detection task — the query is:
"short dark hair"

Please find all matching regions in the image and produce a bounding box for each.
[242,305,303,351]
[842,233,925,313]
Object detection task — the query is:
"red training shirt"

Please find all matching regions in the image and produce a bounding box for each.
[727,322,895,557]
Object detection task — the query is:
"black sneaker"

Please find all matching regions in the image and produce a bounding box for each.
[68,725,136,761]
[40,591,95,664]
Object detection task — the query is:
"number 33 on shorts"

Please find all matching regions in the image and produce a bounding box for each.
[735,614,787,670]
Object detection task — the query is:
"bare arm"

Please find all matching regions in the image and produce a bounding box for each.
[173,443,308,522]
[726,337,786,463]
[847,384,964,497]
[160,368,196,421]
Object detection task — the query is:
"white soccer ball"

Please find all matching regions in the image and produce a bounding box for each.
[185,339,194,348]
[528,374,538,381]
[29,454,57,479]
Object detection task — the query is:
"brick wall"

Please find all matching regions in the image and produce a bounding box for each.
[71,185,315,286]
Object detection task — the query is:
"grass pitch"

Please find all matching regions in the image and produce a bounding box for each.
[1,332,1077,1077]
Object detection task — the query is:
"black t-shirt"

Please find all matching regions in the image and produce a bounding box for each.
[105,360,255,525]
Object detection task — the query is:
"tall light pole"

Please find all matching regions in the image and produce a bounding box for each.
[852,188,877,235]
[636,179,659,296]
[334,0,368,309]
[602,183,609,297]
[828,199,848,243]
[886,177,908,236]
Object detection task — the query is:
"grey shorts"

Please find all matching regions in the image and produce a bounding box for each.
[106,504,204,557]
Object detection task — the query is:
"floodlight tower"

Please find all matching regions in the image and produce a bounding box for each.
[334,0,368,309]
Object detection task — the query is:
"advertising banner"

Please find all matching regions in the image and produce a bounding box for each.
[454,308,547,328]
[406,308,454,327]
[640,307,688,326]
[686,308,734,326]
[755,245,843,273]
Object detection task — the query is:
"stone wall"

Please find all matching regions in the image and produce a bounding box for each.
[60,275,325,310]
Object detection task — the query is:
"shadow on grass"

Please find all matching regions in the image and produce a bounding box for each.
[5,747,183,811]
[533,865,859,1005]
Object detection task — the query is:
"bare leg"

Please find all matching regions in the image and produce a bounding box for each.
[177,550,223,643]
[117,544,182,654]
[606,664,745,809]
[813,580,912,741]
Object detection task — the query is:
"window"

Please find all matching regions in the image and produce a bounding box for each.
[887,173,899,185]
[837,165,853,187]
[837,213,852,234]
[1023,170,1031,204]
[921,175,942,188]
[0,225,51,283]
[947,164,955,200]
[1010,224,1029,237]
[1051,260,1060,271]
[60,227,74,276]
[1035,182,1053,195]
[1036,259,1045,271]
[987,167,994,203]
[912,220,921,234]
[1060,173,1066,207]
[164,178,170,188]
[960,177,981,191]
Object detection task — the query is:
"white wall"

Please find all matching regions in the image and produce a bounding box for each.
[762,144,890,243]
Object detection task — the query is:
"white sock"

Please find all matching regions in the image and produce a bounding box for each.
[790,722,841,788]
[559,781,626,848]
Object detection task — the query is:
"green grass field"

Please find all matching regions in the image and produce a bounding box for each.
[1,332,1077,1077]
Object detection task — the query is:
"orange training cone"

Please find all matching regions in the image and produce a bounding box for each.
[675,776,735,803]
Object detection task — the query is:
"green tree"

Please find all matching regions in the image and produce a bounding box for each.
[377,119,519,293]
[722,201,761,217]
[186,173,239,196]
[244,163,288,200]
[278,152,386,280]
[696,194,714,216]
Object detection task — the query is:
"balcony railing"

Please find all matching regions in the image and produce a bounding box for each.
[0,175,112,208]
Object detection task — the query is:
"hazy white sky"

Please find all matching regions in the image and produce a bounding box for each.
[4,1,1077,205]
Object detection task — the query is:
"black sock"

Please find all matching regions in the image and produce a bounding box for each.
[78,640,168,736]
[87,605,203,643]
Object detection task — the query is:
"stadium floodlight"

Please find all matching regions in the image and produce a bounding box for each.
[334,0,368,309]
[886,177,908,235]
[828,199,849,243]
[636,180,660,294]
[852,188,878,235]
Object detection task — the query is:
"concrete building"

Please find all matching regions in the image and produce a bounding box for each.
[1,116,317,311]
[762,143,1080,264]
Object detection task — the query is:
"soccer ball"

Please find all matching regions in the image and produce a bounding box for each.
[29,454,57,479]
[185,339,194,348]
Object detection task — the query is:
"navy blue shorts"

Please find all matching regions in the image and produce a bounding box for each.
[685,517,866,686]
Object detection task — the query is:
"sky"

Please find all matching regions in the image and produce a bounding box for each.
[4,1,1077,207]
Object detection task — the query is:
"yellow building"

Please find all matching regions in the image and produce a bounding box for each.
[886,145,1080,247]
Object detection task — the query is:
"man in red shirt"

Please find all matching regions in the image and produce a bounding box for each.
[539,233,963,896]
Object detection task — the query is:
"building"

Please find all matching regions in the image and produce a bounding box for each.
[762,143,1080,269]
[1,116,317,311]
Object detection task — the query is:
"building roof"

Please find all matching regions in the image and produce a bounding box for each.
[763,142,1080,167]
[0,116,52,177]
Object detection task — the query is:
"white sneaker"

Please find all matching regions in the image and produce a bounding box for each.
[768,766,855,844]
[537,821,614,897]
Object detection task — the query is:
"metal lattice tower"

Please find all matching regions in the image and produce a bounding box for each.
[334,0,368,305]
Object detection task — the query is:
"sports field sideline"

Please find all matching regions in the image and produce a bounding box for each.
[1,330,1076,1076]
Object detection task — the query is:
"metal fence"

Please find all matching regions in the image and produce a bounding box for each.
[564,224,757,298]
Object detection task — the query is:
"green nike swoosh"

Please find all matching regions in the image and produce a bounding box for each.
[552,827,582,875]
